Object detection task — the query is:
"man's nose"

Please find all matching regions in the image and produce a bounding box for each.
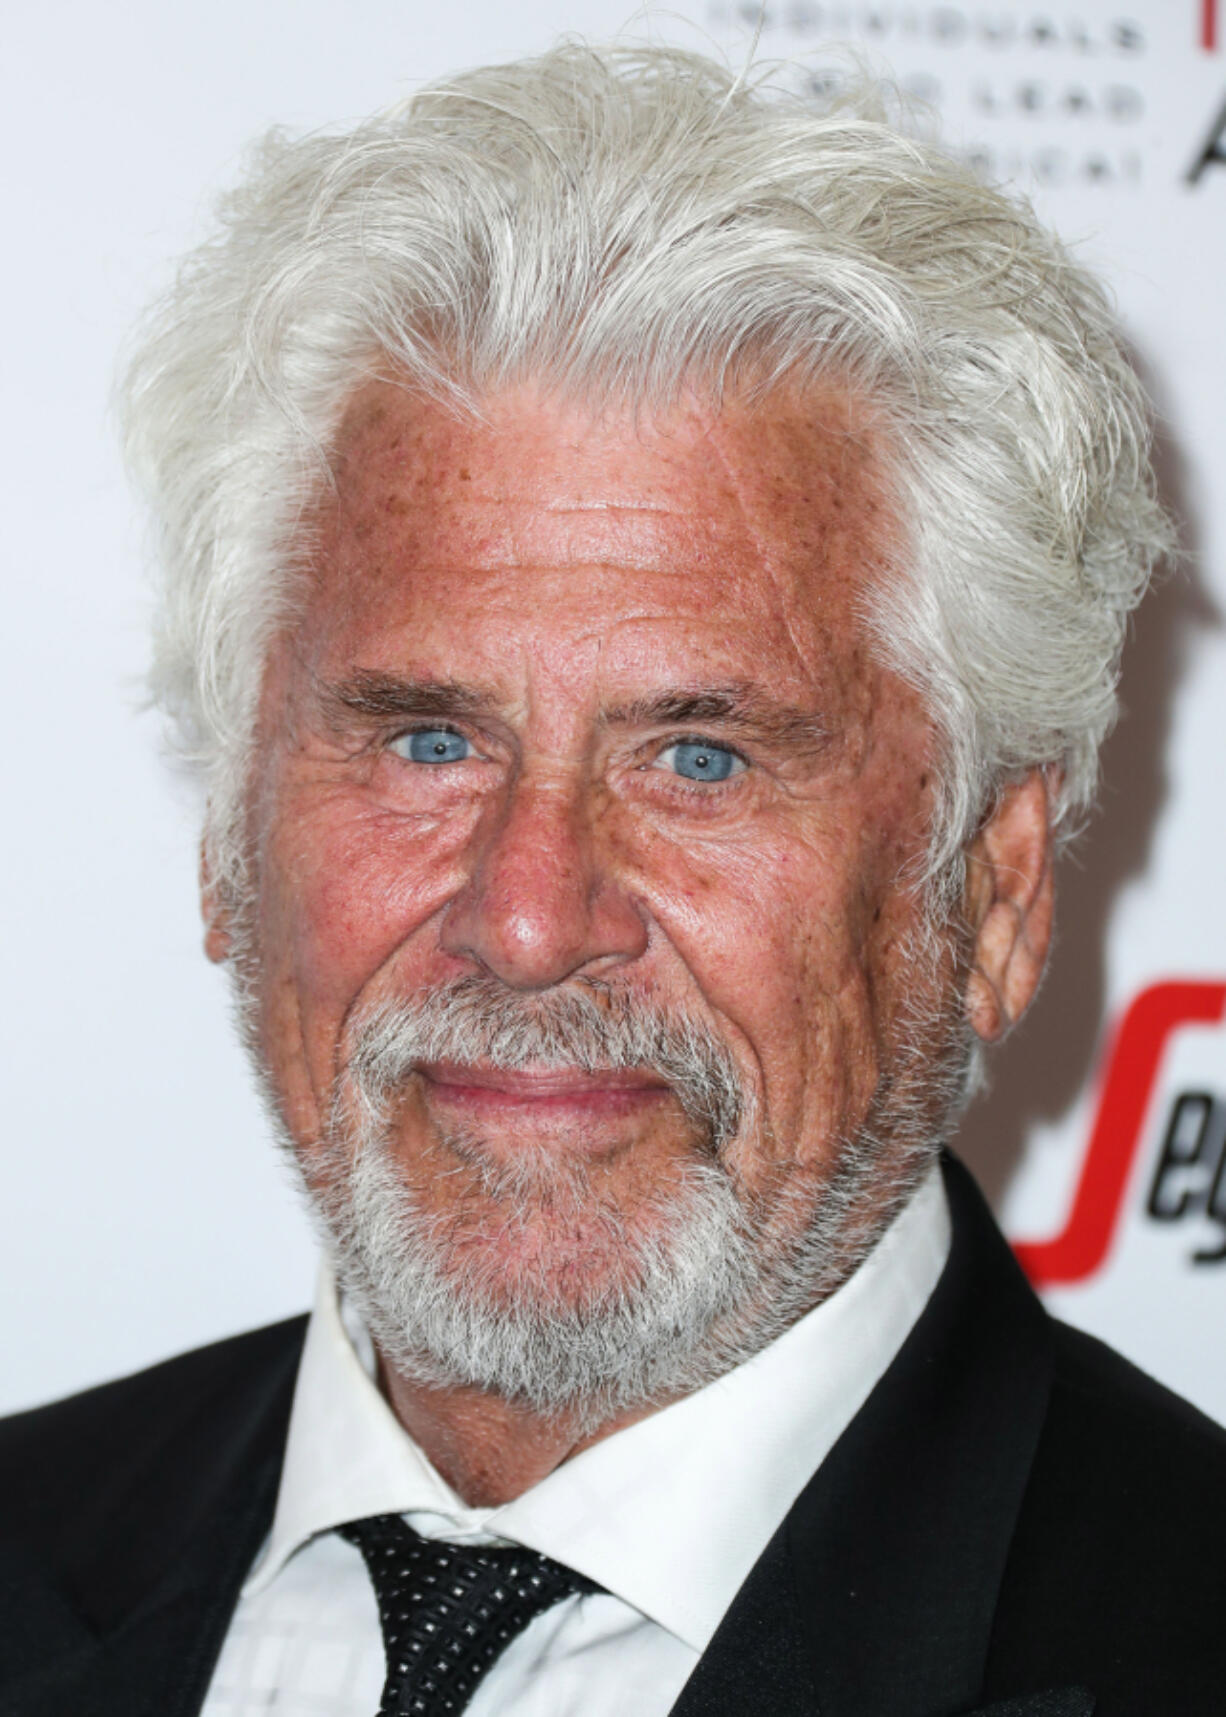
[439,775,649,989]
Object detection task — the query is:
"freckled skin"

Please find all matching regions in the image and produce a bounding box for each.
[230,380,972,1500]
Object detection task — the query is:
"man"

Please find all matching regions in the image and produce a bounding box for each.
[2,41,1222,1717]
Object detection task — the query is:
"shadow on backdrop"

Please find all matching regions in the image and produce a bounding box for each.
[956,367,1220,1209]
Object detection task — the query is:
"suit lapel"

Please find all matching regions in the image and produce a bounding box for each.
[0,1321,302,1717]
[967,1695,1094,1717]
[667,1524,819,1717]
[670,1156,1061,1717]
[0,1583,268,1717]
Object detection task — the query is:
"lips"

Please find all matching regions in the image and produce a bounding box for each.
[414,1060,671,1113]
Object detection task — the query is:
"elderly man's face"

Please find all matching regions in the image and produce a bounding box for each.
[229,381,956,1381]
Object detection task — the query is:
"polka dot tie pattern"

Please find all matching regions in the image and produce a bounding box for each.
[337,1514,599,1715]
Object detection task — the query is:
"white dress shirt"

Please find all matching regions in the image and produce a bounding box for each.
[202,1165,950,1716]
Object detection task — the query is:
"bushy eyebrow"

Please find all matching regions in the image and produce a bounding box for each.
[603,684,831,752]
[318,670,830,752]
[317,670,487,728]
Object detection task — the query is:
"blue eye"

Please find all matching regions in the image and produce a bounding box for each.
[394,728,471,764]
[659,741,743,783]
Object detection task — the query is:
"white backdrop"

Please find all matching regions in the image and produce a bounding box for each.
[3,0,1224,1420]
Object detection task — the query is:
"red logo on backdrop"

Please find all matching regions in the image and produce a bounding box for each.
[1013,981,1226,1287]
[1205,0,1219,51]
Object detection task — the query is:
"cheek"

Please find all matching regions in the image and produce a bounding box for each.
[631,825,875,1056]
[624,807,922,1163]
[258,796,467,1023]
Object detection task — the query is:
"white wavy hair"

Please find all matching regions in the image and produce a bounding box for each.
[121,42,1172,906]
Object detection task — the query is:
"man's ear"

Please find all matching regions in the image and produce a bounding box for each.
[962,768,1057,1044]
[200,838,233,965]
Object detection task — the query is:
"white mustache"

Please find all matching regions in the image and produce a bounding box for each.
[345,975,747,1154]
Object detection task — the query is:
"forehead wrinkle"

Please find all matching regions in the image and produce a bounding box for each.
[540,498,675,513]
[702,424,824,691]
[495,500,742,574]
[701,396,892,682]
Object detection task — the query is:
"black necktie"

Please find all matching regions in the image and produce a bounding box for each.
[338,1512,599,1715]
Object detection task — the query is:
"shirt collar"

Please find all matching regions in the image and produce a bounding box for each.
[248,1162,950,1651]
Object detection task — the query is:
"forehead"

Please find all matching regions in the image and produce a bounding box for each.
[301,379,896,696]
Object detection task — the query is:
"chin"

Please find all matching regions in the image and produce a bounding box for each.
[306,1110,913,1428]
[308,1120,749,1418]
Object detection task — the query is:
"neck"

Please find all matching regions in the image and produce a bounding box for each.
[377,1361,656,1506]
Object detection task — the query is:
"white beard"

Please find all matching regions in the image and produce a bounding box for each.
[269,974,955,1430]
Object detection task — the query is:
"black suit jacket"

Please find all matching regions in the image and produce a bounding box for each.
[3,1156,1224,1717]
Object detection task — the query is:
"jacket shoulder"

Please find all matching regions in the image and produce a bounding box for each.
[1050,1316,1226,1446]
[987,1317,1226,1712]
[0,1317,307,1554]
[1040,1316,1226,1526]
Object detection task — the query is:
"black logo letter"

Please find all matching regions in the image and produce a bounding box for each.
[1187,95,1226,185]
[1147,1092,1226,1262]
